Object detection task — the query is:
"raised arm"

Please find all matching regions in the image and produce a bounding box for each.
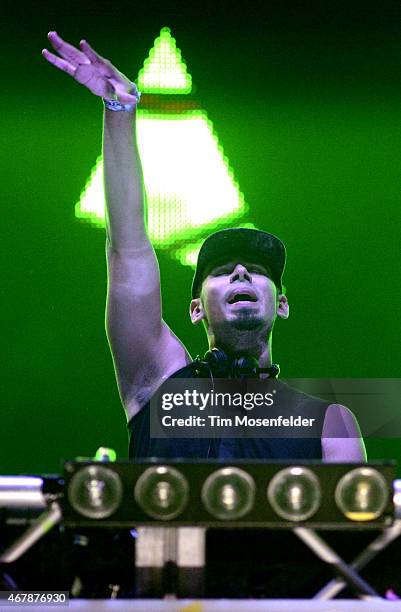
[42,32,191,420]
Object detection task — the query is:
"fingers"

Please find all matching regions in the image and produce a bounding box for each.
[42,48,76,77]
[42,32,137,101]
[79,40,116,76]
[78,39,102,63]
[47,31,89,66]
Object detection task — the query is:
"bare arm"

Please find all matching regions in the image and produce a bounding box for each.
[103,106,192,414]
[322,403,367,462]
[103,105,147,249]
[43,33,191,419]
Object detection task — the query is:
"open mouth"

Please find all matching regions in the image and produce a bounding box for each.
[227,291,258,304]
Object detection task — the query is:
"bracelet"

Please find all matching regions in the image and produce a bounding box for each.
[103,82,141,112]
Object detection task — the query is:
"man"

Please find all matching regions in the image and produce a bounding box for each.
[42,32,366,462]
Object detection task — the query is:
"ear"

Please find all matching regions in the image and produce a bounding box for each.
[277,293,289,320]
[190,297,205,325]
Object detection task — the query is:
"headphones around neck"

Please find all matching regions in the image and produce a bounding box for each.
[193,347,280,379]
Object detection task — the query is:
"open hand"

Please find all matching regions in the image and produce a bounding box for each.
[42,31,138,104]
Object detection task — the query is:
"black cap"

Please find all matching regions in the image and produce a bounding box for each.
[191,228,286,298]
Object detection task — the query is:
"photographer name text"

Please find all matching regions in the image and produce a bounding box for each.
[161,415,316,428]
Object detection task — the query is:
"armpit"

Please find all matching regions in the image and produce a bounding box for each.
[123,359,191,421]
[118,361,161,418]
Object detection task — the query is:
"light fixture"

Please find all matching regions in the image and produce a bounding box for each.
[134,466,189,520]
[201,467,255,520]
[68,465,123,519]
[61,461,394,527]
[267,466,321,522]
[335,467,389,522]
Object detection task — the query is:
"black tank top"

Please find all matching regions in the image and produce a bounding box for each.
[127,364,329,460]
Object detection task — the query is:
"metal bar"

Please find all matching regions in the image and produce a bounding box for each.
[0,501,62,563]
[0,476,46,509]
[293,527,382,600]
[314,519,401,599]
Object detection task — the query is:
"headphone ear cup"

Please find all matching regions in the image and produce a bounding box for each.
[204,348,230,377]
[232,354,259,378]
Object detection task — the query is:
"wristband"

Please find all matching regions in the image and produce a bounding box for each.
[103,82,141,112]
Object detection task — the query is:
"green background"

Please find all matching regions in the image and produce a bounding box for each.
[1,1,400,474]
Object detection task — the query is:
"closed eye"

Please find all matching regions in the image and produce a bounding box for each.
[210,265,233,276]
[209,262,269,277]
[247,265,267,275]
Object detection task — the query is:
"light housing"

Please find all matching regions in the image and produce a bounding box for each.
[267,466,321,522]
[62,461,394,528]
[201,467,255,520]
[134,465,189,520]
[68,465,123,519]
[335,467,389,522]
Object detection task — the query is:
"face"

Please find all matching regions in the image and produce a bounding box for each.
[190,260,288,334]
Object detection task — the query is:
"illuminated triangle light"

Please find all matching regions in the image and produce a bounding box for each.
[138,27,192,94]
[76,27,250,267]
[137,111,246,245]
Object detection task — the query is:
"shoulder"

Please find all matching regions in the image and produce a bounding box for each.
[322,403,362,438]
[321,403,367,463]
